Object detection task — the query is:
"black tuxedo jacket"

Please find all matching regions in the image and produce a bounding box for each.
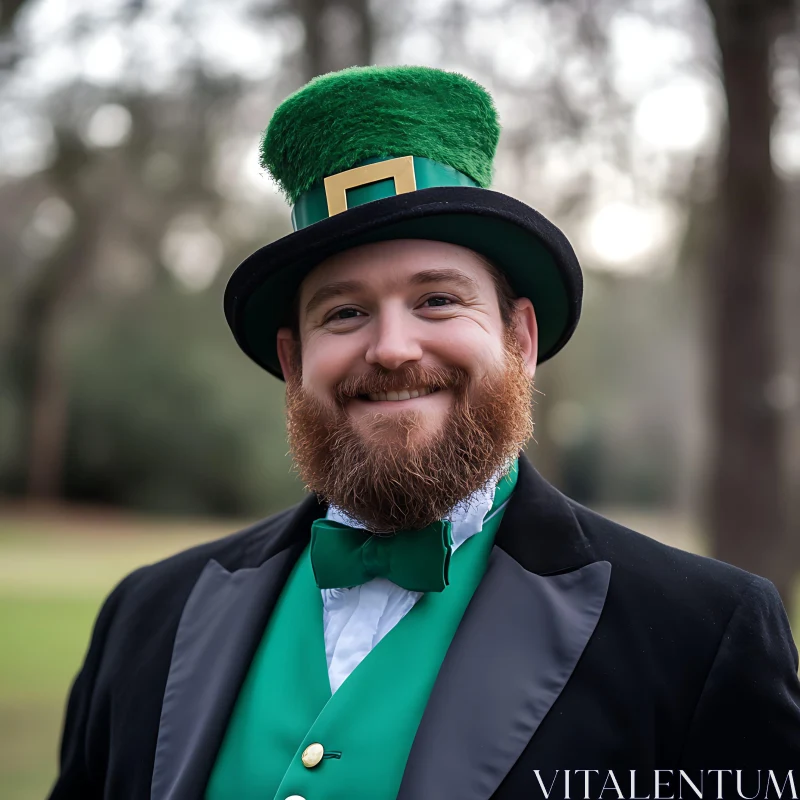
[50,456,800,800]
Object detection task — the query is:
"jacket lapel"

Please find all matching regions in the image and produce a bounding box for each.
[399,455,611,800]
[150,496,324,800]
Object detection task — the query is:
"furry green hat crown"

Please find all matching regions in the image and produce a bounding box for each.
[261,65,501,205]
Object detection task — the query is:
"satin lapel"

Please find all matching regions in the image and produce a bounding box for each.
[493,454,597,575]
[399,549,611,800]
[150,495,325,800]
[399,454,610,800]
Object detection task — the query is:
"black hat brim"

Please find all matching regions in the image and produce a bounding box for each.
[224,186,582,380]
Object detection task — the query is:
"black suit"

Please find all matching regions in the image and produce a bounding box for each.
[50,456,800,799]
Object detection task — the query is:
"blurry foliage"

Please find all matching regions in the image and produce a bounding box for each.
[63,277,304,516]
[2,268,305,516]
[535,268,698,509]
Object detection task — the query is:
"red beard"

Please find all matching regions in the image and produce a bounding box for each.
[285,331,534,532]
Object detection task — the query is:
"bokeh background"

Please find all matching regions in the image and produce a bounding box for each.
[1,0,799,796]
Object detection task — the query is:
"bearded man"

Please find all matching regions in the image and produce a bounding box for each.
[51,66,800,800]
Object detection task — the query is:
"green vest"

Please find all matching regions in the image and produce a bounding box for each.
[207,462,518,800]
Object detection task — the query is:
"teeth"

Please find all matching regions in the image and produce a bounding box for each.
[366,386,435,402]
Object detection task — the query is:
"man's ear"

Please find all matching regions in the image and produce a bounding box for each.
[511,298,538,378]
[276,327,301,381]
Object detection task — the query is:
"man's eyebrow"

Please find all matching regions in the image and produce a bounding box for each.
[303,268,480,317]
[304,280,365,317]
[408,269,480,293]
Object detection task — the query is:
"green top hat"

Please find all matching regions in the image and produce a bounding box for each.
[225,66,582,379]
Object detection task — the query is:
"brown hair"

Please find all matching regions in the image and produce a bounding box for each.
[472,252,518,328]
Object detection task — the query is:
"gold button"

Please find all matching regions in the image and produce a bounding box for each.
[301,742,324,768]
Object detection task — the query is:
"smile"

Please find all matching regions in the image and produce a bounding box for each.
[363,386,442,402]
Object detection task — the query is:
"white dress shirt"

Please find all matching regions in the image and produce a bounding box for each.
[321,472,507,693]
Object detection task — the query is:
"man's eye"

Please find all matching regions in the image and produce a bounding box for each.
[424,296,453,308]
[328,308,363,321]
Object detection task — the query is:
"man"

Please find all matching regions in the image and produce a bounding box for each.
[51,66,800,800]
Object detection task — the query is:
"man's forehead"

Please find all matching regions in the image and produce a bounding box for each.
[299,239,492,302]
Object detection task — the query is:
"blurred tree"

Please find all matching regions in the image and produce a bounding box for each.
[7,76,232,501]
[704,0,798,605]
[0,2,261,504]
[0,0,377,515]
[295,0,374,79]
[781,180,800,590]
[12,129,98,500]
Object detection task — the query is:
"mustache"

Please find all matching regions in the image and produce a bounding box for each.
[333,364,469,403]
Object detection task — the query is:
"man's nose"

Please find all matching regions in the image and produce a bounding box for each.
[364,304,423,370]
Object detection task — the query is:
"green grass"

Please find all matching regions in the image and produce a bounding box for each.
[0,594,101,700]
[0,595,103,798]
[0,507,236,800]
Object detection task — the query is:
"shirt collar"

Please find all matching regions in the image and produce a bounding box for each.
[325,465,509,553]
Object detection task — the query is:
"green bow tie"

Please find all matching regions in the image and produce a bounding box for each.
[310,518,454,593]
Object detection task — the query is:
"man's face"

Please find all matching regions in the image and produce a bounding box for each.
[282,239,534,438]
[276,238,538,531]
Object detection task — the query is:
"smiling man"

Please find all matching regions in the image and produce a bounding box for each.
[50,66,800,800]
[279,239,536,533]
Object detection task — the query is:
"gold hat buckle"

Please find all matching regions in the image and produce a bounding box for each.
[323,156,417,217]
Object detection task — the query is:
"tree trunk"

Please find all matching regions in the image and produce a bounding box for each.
[24,291,72,499]
[706,1,794,606]
[295,0,374,81]
[343,0,374,69]
[14,132,96,501]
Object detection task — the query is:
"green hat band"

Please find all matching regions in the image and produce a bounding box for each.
[291,155,479,231]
